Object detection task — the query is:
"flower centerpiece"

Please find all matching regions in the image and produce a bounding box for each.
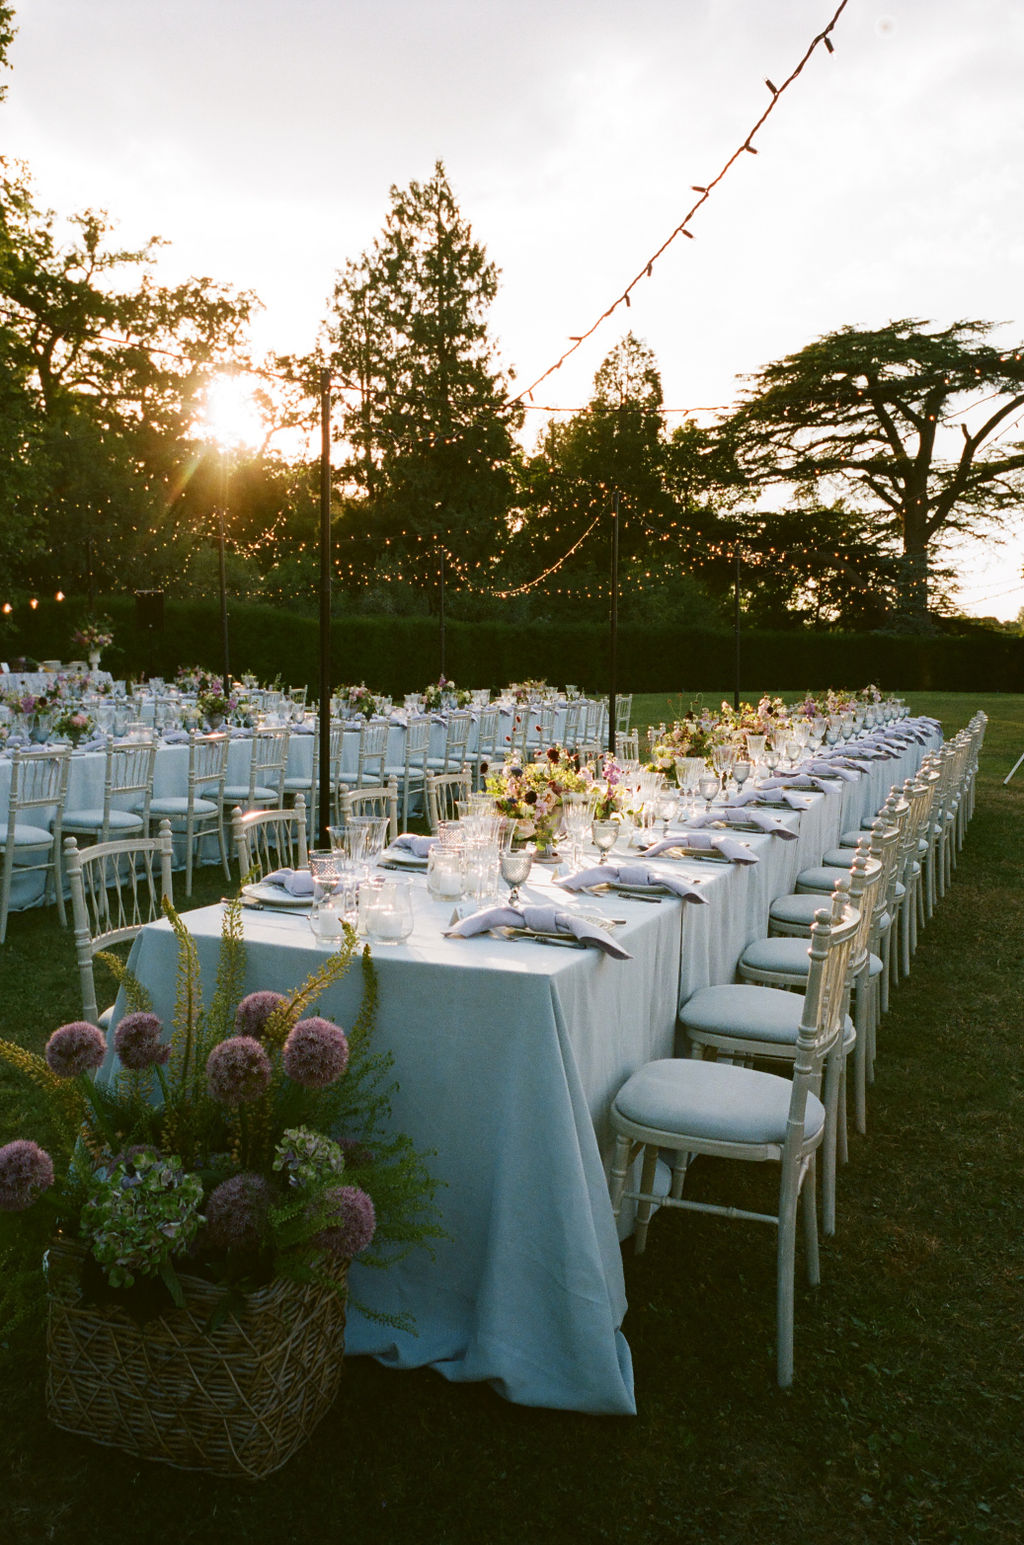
[485,745,592,852]
[334,682,380,719]
[647,704,723,784]
[586,755,628,821]
[507,678,549,704]
[422,676,471,711]
[53,707,95,748]
[0,901,440,1477]
[72,618,114,667]
[196,678,238,727]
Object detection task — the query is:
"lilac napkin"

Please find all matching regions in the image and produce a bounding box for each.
[230,726,253,739]
[758,773,837,793]
[445,903,632,958]
[642,831,759,864]
[726,785,812,812]
[559,862,708,903]
[682,809,798,840]
[800,759,861,783]
[291,721,315,735]
[262,867,315,896]
[393,833,437,857]
[161,728,190,744]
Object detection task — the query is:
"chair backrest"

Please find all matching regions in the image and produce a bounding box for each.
[789,880,860,1130]
[337,778,399,843]
[232,795,308,882]
[474,705,500,760]
[105,738,158,838]
[614,693,633,734]
[615,728,640,761]
[425,769,472,832]
[442,712,473,767]
[560,699,584,750]
[65,820,174,1026]
[354,718,389,783]
[7,746,71,826]
[190,730,230,796]
[245,727,290,806]
[403,715,432,759]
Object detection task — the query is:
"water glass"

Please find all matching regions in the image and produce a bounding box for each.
[363,878,414,944]
[427,844,466,900]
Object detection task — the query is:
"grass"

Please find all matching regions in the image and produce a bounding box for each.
[1,691,1023,1544]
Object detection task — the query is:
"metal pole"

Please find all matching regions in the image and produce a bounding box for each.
[218,452,230,686]
[317,368,333,849]
[438,544,446,678]
[608,492,619,755]
[733,547,741,712]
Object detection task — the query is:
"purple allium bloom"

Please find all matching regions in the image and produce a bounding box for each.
[282,1018,349,1089]
[0,1139,55,1211]
[113,1012,169,1070]
[314,1185,376,1259]
[233,990,287,1041]
[204,1172,271,1253]
[206,1036,272,1104]
[45,1021,106,1078]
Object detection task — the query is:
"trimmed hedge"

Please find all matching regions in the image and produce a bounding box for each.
[6,596,1023,696]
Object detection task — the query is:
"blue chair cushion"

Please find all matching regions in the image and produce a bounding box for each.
[1,822,54,849]
[821,846,858,868]
[148,796,218,817]
[680,983,806,1046]
[222,785,277,803]
[62,808,144,831]
[740,937,815,978]
[770,893,830,929]
[795,865,846,894]
[614,1058,824,1146]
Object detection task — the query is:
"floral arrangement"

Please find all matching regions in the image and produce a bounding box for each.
[647,705,724,782]
[0,901,440,1322]
[2,688,56,717]
[486,745,592,851]
[334,683,380,719]
[587,756,627,821]
[72,618,114,655]
[53,708,95,746]
[197,683,239,722]
[507,679,549,704]
[175,665,222,696]
[422,677,471,711]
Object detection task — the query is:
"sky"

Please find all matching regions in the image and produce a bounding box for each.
[4,0,1024,618]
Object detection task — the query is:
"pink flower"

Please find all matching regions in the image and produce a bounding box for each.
[206,1036,272,1104]
[0,1140,54,1210]
[233,991,287,1041]
[282,1018,349,1089]
[314,1185,376,1259]
[204,1172,272,1253]
[45,1022,106,1078]
[113,1012,169,1070]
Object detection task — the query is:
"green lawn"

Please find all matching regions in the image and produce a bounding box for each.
[1,691,1023,1545]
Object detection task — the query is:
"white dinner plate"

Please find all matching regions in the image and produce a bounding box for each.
[241,881,313,909]
[380,849,429,869]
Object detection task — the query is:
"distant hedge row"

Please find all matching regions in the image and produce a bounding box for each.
[8,596,1023,697]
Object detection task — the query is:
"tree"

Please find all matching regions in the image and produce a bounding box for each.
[0,158,258,594]
[723,319,1024,621]
[325,161,523,604]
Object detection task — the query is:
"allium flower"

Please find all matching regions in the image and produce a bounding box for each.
[233,990,287,1041]
[113,1012,169,1070]
[206,1036,271,1104]
[314,1185,376,1259]
[45,1021,106,1078]
[281,1017,349,1089]
[204,1172,271,1253]
[0,1139,55,1211]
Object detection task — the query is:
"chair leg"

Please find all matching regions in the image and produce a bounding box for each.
[634,1145,660,1254]
[776,1182,799,1389]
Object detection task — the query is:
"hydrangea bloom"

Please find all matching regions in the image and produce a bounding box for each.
[273,1126,345,1189]
[204,1172,271,1253]
[0,1139,54,1211]
[281,1017,349,1089]
[45,1021,106,1078]
[314,1185,376,1259]
[206,1036,272,1104]
[113,1012,169,1070]
[233,991,287,1041]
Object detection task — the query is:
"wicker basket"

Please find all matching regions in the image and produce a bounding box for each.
[45,1238,348,1480]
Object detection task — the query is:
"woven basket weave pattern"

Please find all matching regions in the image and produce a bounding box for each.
[45,1239,347,1480]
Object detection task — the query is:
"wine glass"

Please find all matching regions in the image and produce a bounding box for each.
[733,760,752,793]
[499,848,532,907]
[591,820,619,863]
[698,770,720,813]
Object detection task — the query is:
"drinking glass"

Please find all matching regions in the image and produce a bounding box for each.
[698,770,720,812]
[733,760,752,792]
[499,848,532,906]
[427,843,466,900]
[591,820,619,863]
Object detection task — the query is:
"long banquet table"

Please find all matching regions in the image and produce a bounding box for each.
[107,720,939,1415]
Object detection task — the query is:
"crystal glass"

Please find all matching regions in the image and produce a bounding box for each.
[591,819,619,863]
[733,760,752,792]
[698,770,720,811]
[427,843,466,900]
[499,848,532,906]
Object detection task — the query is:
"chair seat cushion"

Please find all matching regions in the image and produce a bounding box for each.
[614,1058,825,1147]
[820,846,857,868]
[1,822,55,848]
[795,865,846,894]
[740,937,815,979]
[62,808,144,831]
[148,795,218,817]
[769,893,826,928]
[680,983,807,1046]
[282,776,312,792]
[223,785,278,803]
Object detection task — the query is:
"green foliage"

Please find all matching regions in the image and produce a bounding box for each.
[724,317,1024,619]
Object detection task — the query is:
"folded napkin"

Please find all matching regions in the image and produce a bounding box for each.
[80,733,108,752]
[681,809,798,840]
[291,721,314,734]
[161,728,190,744]
[262,867,315,896]
[758,772,837,793]
[642,831,759,864]
[725,785,812,812]
[801,759,861,783]
[445,903,632,958]
[558,862,708,903]
[392,833,437,857]
[230,726,253,739]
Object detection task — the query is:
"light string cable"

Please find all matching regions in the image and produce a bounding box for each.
[509,0,851,408]
[436,513,605,599]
